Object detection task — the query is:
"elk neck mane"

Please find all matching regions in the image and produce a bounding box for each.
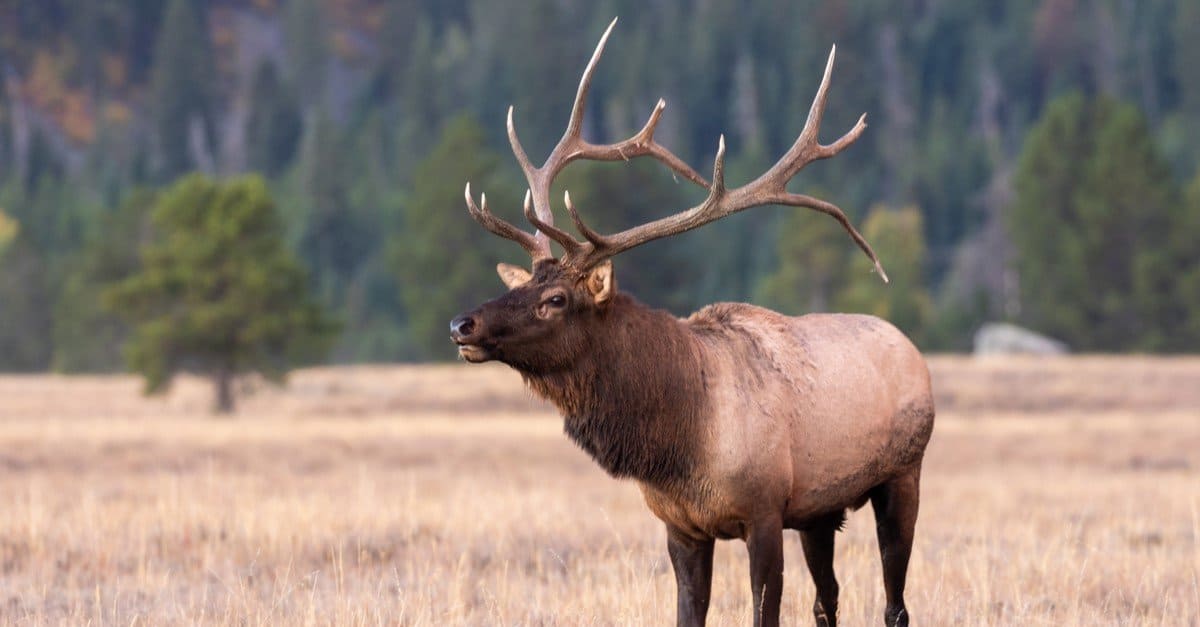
[519,292,709,488]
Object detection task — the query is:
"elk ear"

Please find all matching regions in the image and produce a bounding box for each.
[585,260,615,304]
[496,263,532,289]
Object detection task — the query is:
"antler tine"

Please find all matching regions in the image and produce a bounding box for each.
[564,17,618,141]
[522,190,584,257]
[513,17,619,238]
[464,183,549,260]
[563,190,606,247]
[801,45,838,144]
[770,45,868,183]
[777,192,889,283]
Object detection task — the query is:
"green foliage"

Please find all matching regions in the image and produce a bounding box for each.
[754,208,848,315]
[149,0,216,180]
[247,62,302,176]
[284,0,327,110]
[555,159,700,312]
[1009,93,1181,351]
[290,113,377,307]
[834,207,932,345]
[0,208,17,255]
[5,2,1200,364]
[52,190,155,372]
[105,174,337,411]
[1172,171,1200,347]
[390,115,518,360]
[756,204,932,343]
[0,239,53,370]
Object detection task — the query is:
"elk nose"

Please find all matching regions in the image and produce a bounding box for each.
[450,314,477,341]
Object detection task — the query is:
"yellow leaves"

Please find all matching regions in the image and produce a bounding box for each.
[0,209,17,254]
[103,102,132,127]
[23,50,96,144]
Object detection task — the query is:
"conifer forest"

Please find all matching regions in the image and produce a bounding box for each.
[2,0,1199,370]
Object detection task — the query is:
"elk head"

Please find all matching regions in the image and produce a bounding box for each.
[450,18,888,370]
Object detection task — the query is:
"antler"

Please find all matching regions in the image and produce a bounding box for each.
[464,17,710,263]
[466,20,889,283]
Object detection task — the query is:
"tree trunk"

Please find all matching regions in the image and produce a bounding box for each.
[214,368,235,414]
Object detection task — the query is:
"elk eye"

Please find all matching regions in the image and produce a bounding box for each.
[547,294,567,308]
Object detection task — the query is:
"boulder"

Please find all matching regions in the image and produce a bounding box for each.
[973,322,1068,356]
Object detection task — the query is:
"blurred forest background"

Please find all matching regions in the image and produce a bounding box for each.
[2,0,1200,373]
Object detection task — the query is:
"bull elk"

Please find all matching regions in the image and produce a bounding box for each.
[450,19,934,627]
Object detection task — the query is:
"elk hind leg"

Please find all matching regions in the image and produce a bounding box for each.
[798,511,843,627]
[870,468,920,627]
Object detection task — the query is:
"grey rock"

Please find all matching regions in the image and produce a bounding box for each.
[973,322,1068,355]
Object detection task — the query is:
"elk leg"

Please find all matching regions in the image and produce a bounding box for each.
[746,516,785,627]
[667,528,714,627]
[870,468,921,627]
[799,514,842,627]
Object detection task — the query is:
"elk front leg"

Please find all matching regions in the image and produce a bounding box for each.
[667,528,714,627]
[747,516,785,627]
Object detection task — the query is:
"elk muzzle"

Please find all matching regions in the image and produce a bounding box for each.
[450,312,492,362]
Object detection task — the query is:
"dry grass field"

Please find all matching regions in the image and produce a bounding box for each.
[0,356,1198,625]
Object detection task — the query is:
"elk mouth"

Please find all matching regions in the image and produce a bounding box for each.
[454,341,493,363]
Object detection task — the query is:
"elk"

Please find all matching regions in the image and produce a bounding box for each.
[450,19,934,627]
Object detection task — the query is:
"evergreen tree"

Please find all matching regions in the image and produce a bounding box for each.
[755,209,849,315]
[284,0,327,111]
[393,17,441,183]
[502,0,582,157]
[149,0,216,180]
[834,206,932,345]
[105,174,337,412]
[390,114,518,360]
[246,61,302,176]
[1170,170,1200,348]
[1165,1,1200,174]
[52,190,155,372]
[291,113,375,307]
[1009,93,1177,350]
[554,159,699,313]
[0,239,53,370]
[362,0,421,105]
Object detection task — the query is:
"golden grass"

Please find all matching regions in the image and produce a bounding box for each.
[0,357,1197,625]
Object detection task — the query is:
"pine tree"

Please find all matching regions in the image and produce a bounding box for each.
[149,0,216,180]
[553,159,698,313]
[755,209,849,315]
[105,174,337,412]
[1009,93,1177,350]
[834,206,932,345]
[0,234,54,371]
[284,0,327,111]
[390,114,518,360]
[52,190,155,373]
[1171,170,1200,348]
[246,61,302,176]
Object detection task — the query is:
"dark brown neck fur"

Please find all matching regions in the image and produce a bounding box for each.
[520,293,708,487]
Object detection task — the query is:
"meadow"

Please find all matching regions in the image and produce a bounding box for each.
[0,356,1197,625]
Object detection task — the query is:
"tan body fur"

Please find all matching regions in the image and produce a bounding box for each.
[641,306,933,542]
